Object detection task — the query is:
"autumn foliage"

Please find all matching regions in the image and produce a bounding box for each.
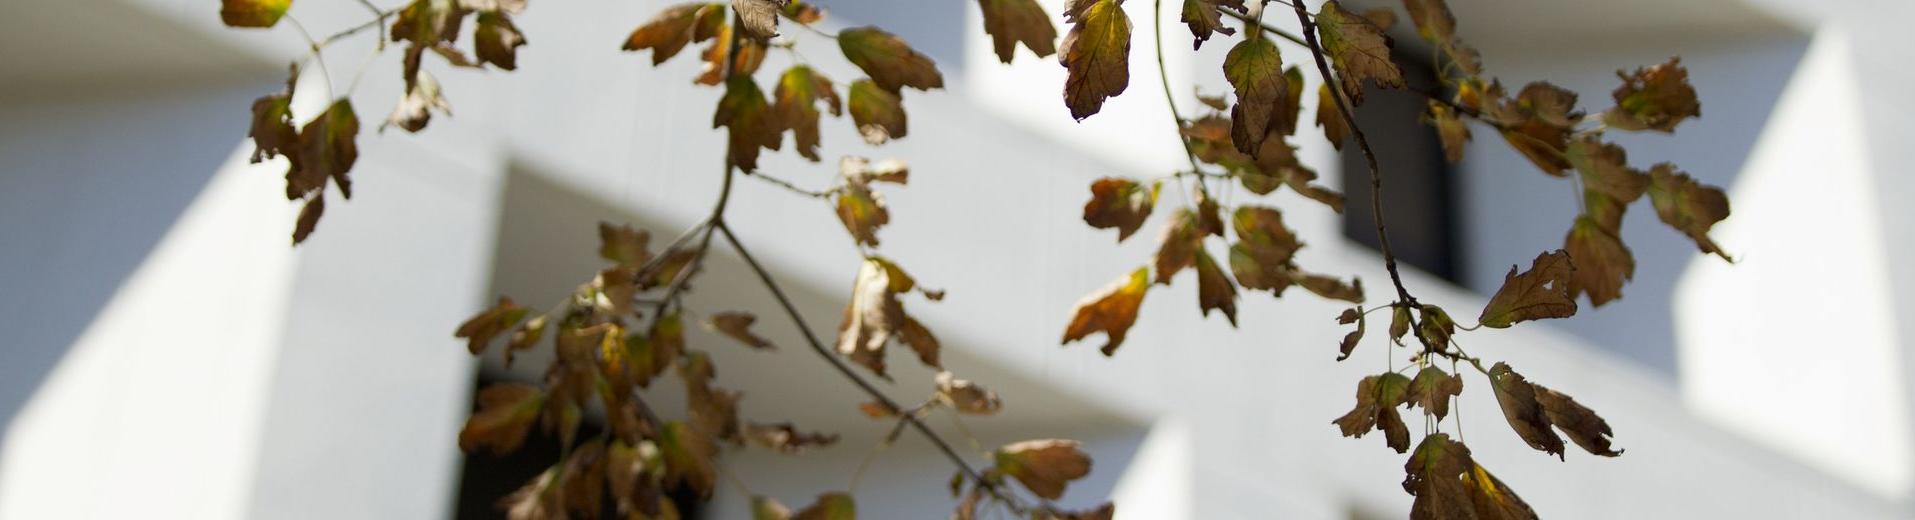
[219,0,1729,517]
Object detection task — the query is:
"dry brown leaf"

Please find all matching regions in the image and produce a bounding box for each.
[1060,0,1131,120]
[995,439,1093,500]
[1478,249,1577,329]
[1061,267,1150,356]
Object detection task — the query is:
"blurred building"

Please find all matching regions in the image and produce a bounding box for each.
[2,0,1911,518]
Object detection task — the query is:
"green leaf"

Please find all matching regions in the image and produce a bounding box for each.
[848,79,907,144]
[221,0,292,28]
[1060,0,1131,120]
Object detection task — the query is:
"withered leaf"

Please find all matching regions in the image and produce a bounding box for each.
[707,312,775,349]
[285,99,359,243]
[848,79,907,144]
[695,22,767,85]
[1297,272,1364,304]
[1564,213,1634,307]
[1181,0,1246,50]
[715,75,782,172]
[793,492,855,520]
[1647,164,1732,260]
[1333,372,1413,453]
[732,0,785,41]
[1061,267,1150,356]
[1082,178,1159,242]
[1405,434,1539,520]
[1400,0,1455,43]
[1337,307,1365,361]
[499,467,562,520]
[936,371,1003,415]
[390,0,469,87]
[1493,82,1581,176]
[248,67,299,163]
[1567,137,1648,203]
[505,315,546,367]
[221,0,291,28]
[459,382,544,454]
[1196,92,1230,111]
[475,11,526,70]
[979,0,1059,63]
[1224,36,1287,155]
[680,351,742,442]
[657,421,718,498]
[782,0,825,24]
[834,157,906,246]
[745,422,840,454]
[995,439,1093,500]
[838,257,909,377]
[1043,503,1118,520]
[1478,250,1577,329]
[1315,0,1402,104]
[1315,83,1351,150]
[1462,463,1540,520]
[456,296,530,354]
[599,221,653,267]
[1417,304,1454,351]
[1605,57,1700,132]
[1152,208,1203,284]
[292,195,324,245]
[773,66,842,161]
[384,70,452,133]
[857,400,898,418]
[1534,385,1622,456]
[1231,205,1302,282]
[1489,363,1565,459]
[1195,250,1239,326]
[839,27,944,93]
[1426,101,1470,163]
[1408,366,1463,420]
[1059,0,1132,120]
[622,2,725,65]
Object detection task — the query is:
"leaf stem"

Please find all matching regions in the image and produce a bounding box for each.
[1154,0,1208,189]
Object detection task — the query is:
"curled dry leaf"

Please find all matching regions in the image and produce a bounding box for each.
[838,256,940,377]
[1389,304,1412,345]
[1417,304,1454,351]
[505,315,547,367]
[1061,267,1150,356]
[1478,249,1577,329]
[979,0,1059,63]
[459,383,544,454]
[385,70,452,133]
[292,195,325,245]
[857,400,899,419]
[782,0,825,24]
[935,371,1003,415]
[599,221,653,267]
[696,22,767,85]
[1605,57,1700,133]
[1082,177,1159,242]
[732,0,785,41]
[1195,250,1239,326]
[1534,385,1623,456]
[1564,214,1634,307]
[474,11,526,70]
[995,439,1093,500]
[1315,83,1351,150]
[1488,362,1565,459]
[1059,0,1131,120]
[1228,206,1302,291]
[707,312,775,349]
[1425,101,1470,163]
[456,296,530,355]
[1567,138,1649,203]
[848,79,907,144]
[745,422,841,453]
[1315,0,1403,105]
[499,467,561,520]
[793,492,856,520]
[839,27,944,93]
[622,2,726,66]
[834,157,908,246]
[1182,0,1246,50]
[680,351,743,442]
[1152,208,1203,284]
[1404,434,1539,520]
[1336,307,1365,361]
[1333,372,1413,453]
[1492,82,1581,176]
[1647,164,1732,261]
[221,0,291,28]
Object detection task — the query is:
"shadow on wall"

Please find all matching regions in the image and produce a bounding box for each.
[0,83,259,459]
[451,167,1146,516]
[1455,35,1810,378]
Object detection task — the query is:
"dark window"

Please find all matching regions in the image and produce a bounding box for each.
[1337,58,1465,285]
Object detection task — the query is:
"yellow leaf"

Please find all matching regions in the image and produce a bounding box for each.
[1181,0,1245,50]
[221,0,291,28]
[622,3,725,65]
[1059,0,1131,120]
[1061,267,1150,356]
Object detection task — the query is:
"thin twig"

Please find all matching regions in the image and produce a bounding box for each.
[746,170,836,198]
[1153,0,1209,193]
[714,222,1040,516]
